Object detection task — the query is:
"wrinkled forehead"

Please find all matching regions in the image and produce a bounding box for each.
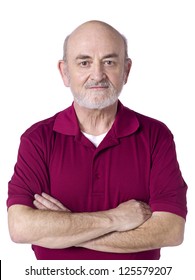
[66,22,126,59]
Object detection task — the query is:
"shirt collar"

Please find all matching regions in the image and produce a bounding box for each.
[53,101,140,137]
[53,103,79,135]
[112,101,140,138]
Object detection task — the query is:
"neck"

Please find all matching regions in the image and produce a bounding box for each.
[74,101,118,136]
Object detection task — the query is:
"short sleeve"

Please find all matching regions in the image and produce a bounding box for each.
[7,133,50,209]
[149,128,187,219]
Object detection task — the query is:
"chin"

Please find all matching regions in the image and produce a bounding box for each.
[77,98,118,110]
[74,93,120,110]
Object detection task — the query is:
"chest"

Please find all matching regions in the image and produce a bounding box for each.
[49,135,150,212]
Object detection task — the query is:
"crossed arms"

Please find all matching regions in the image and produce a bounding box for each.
[8,193,185,253]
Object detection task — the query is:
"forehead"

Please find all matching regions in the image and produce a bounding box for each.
[66,23,125,59]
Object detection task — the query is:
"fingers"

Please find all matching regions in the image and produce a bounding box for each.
[114,199,152,231]
[33,199,48,210]
[33,193,70,212]
[34,193,59,211]
[41,193,70,211]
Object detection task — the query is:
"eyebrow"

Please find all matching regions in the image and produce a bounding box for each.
[75,53,119,60]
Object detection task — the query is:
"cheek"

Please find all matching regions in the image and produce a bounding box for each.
[68,74,82,87]
[69,69,89,85]
[108,71,125,88]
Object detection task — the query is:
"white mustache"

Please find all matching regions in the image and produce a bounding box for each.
[85,81,110,88]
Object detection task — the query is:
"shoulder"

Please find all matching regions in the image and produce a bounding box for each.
[19,104,76,148]
[21,113,58,141]
[135,111,171,133]
[121,104,174,144]
[132,111,174,152]
[120,102,171,134]
[18,112,64,158]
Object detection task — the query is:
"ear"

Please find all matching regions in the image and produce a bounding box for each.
[58,60,70,87]
[124,58,132,84]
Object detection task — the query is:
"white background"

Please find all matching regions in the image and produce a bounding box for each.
[0,0,194,278]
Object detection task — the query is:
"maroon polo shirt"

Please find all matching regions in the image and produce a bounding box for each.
[7,101,187,260]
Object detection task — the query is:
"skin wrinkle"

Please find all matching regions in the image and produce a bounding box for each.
[58,21,132,123]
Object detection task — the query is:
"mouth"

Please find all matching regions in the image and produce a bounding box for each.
[85,81,110,90]
[88,86,109,90]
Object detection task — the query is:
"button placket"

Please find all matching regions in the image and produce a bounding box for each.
[91,153,105,194]
[90,137,119,195]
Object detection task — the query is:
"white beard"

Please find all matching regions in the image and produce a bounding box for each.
[72,81,122,109]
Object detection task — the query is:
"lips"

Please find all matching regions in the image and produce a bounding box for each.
[85,82,110,89]
[89,86,109,89]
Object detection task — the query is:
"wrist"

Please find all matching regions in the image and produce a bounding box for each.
[104,208,118,232]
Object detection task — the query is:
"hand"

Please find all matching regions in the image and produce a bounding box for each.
[33,194,151,232]
[33,193,70,212]
[110,199,152,232]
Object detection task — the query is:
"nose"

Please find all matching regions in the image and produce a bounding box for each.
[90,62,106,82]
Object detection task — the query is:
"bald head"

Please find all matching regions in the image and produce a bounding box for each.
[62,20,129,62]
[58,20,132,110]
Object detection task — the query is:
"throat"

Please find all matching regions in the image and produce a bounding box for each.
[74,101,118,136]
[81,123,112,136]
[79,117,114,136]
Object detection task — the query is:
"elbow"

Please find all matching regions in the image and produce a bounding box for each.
[8,205,30,244]
[167,219,185,247]
[168,234,184,247]
[170,228,185,246]
[152,212,186,248]
[8,217,26,244]
[9,229,22,244]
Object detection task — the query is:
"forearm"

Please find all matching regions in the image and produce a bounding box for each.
[8,205,115,249]
[79,212,185,253]
[11,193,151,250]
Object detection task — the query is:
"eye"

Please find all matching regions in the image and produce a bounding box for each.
[79,60,90,67]
[104,60,115,66]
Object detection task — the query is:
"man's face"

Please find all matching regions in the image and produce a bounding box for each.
[62,23,131,109]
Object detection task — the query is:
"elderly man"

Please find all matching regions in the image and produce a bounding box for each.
[7,20,187,260]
